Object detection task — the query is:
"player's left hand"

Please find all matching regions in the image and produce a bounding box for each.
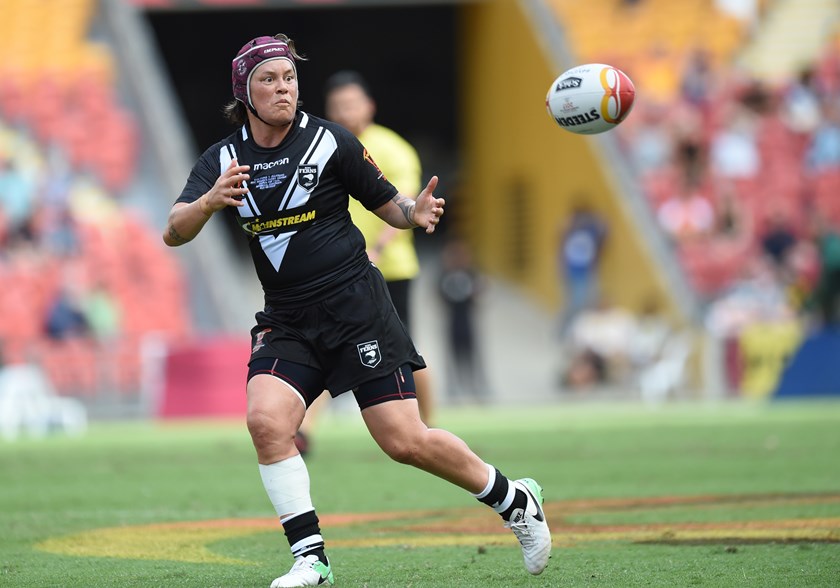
[414,176,445,234]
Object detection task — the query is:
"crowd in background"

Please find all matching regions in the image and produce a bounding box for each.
[0,116,187,403]
[554,20,840,396]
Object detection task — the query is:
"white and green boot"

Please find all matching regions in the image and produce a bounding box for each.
[270,554,334,587]
[505,478,552,574]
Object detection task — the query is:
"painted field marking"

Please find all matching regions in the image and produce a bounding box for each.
[36,493,840,564]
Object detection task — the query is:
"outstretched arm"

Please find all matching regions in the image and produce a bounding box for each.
[163,160,250,246]
[373,175,445,235]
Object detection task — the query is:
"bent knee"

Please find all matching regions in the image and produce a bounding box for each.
[246,407,278,439]
[246,388,303,458]
[382,435,428,466]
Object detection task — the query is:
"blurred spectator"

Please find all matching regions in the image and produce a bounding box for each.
[0,154,36,246]
[713,181,752,241]
[709,104,761,180]
[36,206,80,258]
[0,342,87,440]
[564,299,638,389]
[781,67,822,137]
[44,286,90,340]
[739,78,774,116]
[680,47,716,111]
[760,208,798,269]
[805,99,840,172]
[556,203,608,334]
[656,176,715,243]
[82,280,121,342]
[705,256,795,339]
[562,348,608,391]
[669,101,706,185]
[36,152,80,257]
[438,239,489,403]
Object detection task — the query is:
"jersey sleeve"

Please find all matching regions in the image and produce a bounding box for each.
[175,144,222,205]
[333,126,398,211]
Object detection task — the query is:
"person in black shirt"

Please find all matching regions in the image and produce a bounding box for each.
[163,33,550,587]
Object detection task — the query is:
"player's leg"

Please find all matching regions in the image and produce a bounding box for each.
[355,368,551,575]
[247,358,334,587]
[296,392,329,456]
[412,360,435,424]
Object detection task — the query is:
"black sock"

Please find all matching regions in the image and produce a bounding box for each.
[475,468,528,521]
[501,488,528,521]
[475,468,508,509]
[283,510,326,561]
[302,547,326,563]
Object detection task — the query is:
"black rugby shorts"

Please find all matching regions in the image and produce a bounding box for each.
[248,264,426,396]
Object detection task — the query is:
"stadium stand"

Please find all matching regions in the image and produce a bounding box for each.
[548,0,840,396]
[550,0,838,294]
[0,0,192,412]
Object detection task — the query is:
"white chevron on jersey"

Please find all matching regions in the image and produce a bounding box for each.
[259,124,339,272]
[259,232,294,271]
[220,143,260,218]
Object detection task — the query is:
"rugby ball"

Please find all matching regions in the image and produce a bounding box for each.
[546,63,636,135]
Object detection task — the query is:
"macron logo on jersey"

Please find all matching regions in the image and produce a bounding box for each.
[252,158,290,171]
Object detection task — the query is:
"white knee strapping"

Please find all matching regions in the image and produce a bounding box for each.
[259,455,314,524]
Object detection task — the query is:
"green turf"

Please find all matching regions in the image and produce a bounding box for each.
[1,400,839,587]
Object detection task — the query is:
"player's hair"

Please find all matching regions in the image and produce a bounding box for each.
[223,33,306,125]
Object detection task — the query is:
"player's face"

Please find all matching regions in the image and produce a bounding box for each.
[325,84,374,137]
[249,59,298,126]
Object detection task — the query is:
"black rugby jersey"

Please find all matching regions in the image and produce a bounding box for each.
[177,111,398,307]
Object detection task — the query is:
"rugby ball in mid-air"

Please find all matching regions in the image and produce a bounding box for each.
[546,63,636,135]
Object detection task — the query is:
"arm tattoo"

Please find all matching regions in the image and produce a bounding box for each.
[392,195,418,227]
[167,224,191,244]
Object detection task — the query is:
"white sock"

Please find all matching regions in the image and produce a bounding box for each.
[258,455,314,524]
[471,463,497,499]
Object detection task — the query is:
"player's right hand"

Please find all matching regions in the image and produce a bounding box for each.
[206,159,250,211]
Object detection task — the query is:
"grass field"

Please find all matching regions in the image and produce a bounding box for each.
[1,400,839,587]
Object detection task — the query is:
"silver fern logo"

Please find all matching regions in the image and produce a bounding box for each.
[357,340,381,368]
